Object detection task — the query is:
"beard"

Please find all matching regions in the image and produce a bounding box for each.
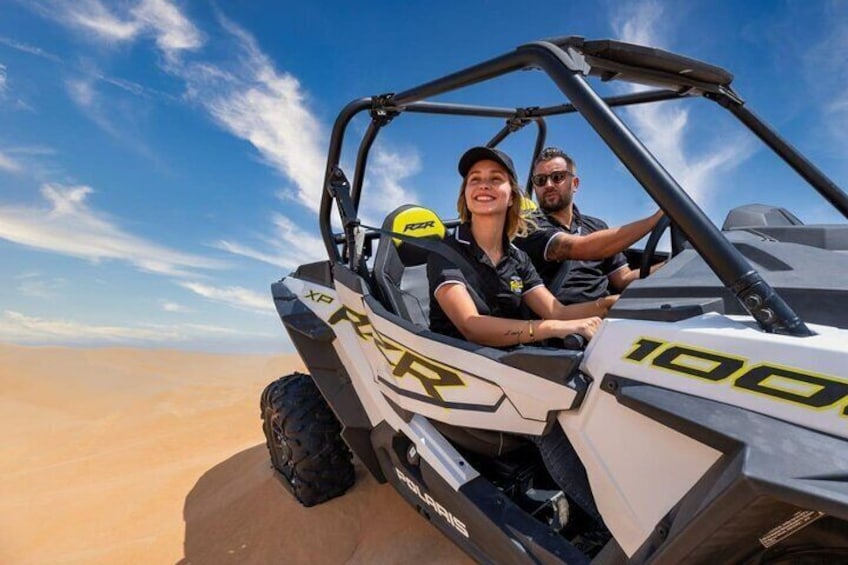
[539,190,572,213]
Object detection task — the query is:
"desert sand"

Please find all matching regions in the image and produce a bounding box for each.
[0,344,471,564]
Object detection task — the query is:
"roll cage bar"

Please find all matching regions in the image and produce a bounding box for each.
[318,36,848,337]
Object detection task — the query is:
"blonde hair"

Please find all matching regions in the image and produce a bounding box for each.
[457,175,532,239]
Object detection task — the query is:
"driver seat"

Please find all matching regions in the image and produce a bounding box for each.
[373,205,446,327]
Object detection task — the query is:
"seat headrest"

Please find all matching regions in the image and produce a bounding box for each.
[520,196,538,216]
[381,205,446,265]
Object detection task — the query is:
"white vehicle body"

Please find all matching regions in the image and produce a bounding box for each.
[262,35,848,564]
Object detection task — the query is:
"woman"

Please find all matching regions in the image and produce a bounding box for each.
[427,146,614,541]
[428,146,617,346]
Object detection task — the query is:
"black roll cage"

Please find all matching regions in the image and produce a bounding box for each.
[317,36,848,337]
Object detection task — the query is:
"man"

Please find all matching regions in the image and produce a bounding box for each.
[515,146,664,304]
[514,147,666,546]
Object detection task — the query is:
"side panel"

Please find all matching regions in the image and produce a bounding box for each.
[569,313,848,557]
[360,301,582,435]
[557,383,721,557]
[282,275,388,428]
[586,314,848,441]
[609,378,848,563]
[285,265,586,437]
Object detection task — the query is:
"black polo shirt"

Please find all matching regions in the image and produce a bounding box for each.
[427,222,544,340]
[515,206,628,305]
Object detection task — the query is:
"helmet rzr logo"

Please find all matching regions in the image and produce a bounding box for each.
[403,221,435,232]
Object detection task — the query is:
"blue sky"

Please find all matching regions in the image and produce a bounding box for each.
[0,0,846,353]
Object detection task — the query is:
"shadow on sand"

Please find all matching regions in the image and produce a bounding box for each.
[178,444,470,564]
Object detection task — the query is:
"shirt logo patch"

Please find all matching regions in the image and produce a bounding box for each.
[509,276,524,295]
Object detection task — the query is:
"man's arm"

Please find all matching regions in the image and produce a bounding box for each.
[546,209,663,261]
[608,260,666,292]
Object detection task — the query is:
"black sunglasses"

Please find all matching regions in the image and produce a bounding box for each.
[531,170,573,187]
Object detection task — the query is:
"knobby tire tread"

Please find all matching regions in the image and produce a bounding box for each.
[260,372,355,507]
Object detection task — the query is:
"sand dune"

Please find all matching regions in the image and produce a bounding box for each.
[0,344,469,564]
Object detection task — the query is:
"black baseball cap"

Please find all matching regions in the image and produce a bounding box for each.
[458,146,518,181]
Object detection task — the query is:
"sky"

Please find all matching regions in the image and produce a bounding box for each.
[0,0,846,353]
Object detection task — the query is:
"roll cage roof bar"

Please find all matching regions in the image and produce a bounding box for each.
[318,36,848,337]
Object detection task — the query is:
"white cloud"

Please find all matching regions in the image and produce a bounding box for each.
[65,76,127,141]
[15,273,67,299]
[0,183,226,276]
[36,0,202,58]
[43,2,401,211]
[610,0,754,206]
[65,72,163,158]
[612,0,665,48]
[161,301,190,313]
[1,32,169,105]
[0,145,58,181]
[96,73,175,101]
[178,281,272,314]
[131,0,203,55]
[28,1,420,265]
[176,15,419,264]
[0,149,22,173]
[175,13,420,219]
[66,77,95,107]
[177,14,326,213]
[0,310,166,342]
[0,62,29,111]
[217,213,327,270]
[0,310,270,345]
[0,36,63,62]
[359,147,422,224]
[62,0,141,42]
[618,98,754,205]
[802,6,848,153]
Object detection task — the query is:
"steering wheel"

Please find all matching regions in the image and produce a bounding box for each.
[639,215,686,279]
[561,333,587,350]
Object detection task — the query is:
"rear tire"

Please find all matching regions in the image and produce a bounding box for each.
[260,372,355,506]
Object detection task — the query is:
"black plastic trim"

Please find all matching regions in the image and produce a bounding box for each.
[370,422,588,564]
[609,297,725,322]
[272,280,334,343]
[292,261,334,287]
[384,395,414,423]
[332,263,367,294]
[623,285,848,328]
[341,426,386,483]
[377,376,506,412]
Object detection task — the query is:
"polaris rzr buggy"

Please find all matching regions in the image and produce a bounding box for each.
[259,36,848,563]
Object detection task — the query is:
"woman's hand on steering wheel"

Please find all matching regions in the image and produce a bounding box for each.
[558,317,601,350]
[571,316,602,340]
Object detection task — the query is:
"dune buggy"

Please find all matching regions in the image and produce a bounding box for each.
[260,36,848,563]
